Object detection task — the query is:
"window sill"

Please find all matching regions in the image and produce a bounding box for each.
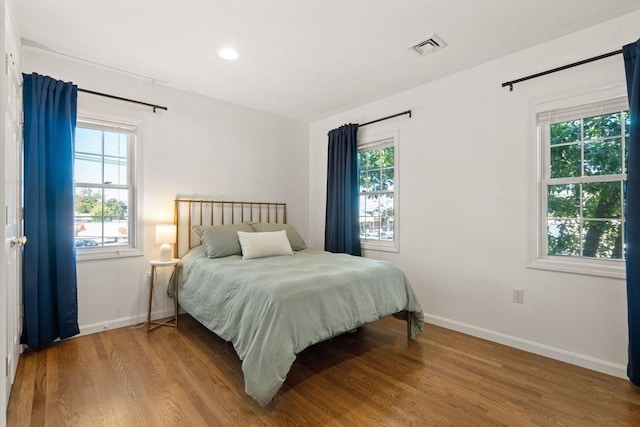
[76,247,143,262]
[361,240,398,253]
[528,256,625,279]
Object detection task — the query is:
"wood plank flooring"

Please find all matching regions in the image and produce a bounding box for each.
[7,315,640,426]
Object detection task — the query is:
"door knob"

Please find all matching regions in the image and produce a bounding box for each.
[9,236,27,247]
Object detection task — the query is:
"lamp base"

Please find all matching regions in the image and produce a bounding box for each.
[158,243,172,262]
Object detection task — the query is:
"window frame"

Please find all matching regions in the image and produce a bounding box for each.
[529,82,628,279]
[74,115,143,261]
[358,130,399,253]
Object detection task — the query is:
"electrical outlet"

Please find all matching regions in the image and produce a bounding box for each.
[513,288,524,304]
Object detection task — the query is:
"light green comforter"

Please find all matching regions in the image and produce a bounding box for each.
[178,246,424,406]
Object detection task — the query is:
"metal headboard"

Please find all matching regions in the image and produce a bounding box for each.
[174,198,287,257]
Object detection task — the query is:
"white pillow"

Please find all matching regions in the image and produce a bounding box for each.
[237,230,293,260]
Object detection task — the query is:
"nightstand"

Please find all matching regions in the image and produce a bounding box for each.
[147,258,180,332]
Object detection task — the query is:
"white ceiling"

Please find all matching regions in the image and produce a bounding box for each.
[13,0,640,122]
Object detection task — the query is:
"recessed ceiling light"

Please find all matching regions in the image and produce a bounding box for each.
[219,48,239,60]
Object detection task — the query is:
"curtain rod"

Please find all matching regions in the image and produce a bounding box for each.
[358,110,412,127]
[501,49,623,92]
[78,88,168,112]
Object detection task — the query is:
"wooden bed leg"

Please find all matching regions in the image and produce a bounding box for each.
[407,311,413,340]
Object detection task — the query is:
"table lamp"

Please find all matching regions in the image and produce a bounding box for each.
[155,224,176,262]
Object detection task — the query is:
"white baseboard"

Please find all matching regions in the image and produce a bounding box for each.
[424,313,627,379]
[79,308,176,336]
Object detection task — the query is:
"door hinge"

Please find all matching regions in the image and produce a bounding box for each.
[4,357,7,377]
[5,205,8,225]
[20,304,24,317]
[20,110,24,125]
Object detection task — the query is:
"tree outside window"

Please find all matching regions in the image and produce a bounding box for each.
[358,143,395,242]
[545,109,629,260]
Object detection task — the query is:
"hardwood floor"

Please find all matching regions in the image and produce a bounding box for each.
[7,315,640,426]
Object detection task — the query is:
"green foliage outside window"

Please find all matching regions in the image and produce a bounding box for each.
[76,188,128,221]
[547,111,629,259]
[358,145,395,241]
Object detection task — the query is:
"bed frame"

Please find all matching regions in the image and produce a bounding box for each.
[173,197,413,339]
[174,198,287,257]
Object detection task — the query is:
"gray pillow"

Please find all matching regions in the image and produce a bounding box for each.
[193,223,253,258]
[248,223,306,251]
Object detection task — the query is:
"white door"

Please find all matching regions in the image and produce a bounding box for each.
[0,57,6,427]
[2,17,22,422]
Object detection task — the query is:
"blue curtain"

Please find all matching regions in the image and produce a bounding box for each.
[625,38,640,384]
[325,123,361,256]
[22,73,80,350]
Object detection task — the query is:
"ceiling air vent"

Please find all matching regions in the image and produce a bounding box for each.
[411,34,447,55]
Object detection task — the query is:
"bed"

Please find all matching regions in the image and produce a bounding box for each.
[174,198,424,406]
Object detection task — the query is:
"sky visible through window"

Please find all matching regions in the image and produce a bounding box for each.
[74,126,131,248]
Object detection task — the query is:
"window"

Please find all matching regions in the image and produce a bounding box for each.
[74,118,138,258]
[358,133,398,252]
[531,93,629,278]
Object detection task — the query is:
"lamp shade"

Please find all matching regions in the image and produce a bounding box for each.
[155,224,176,244]
[156,224,176,261]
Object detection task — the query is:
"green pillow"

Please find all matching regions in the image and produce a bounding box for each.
[249,223,306,251]
[193,223,253,258]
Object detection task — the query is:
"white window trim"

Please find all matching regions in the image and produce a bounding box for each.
[75,112,144,262]
[528,79,628,279]
[359,130,399,253]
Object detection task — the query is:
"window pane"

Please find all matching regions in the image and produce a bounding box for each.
[104,156,128,185]
[583,182,622,219]
[381,217,394,240]
[550,120,581,145]
[359,171,367,191]
[75,187,101,216]
[75,127,102,154]
[381,167,394,190]
[359,217,368,239]
[583,139,621,176]
[547,219,580,256]
[365,222,380,240]
[584,113,622,139]
[362,194,380,239]
[379,193,394,241]
[380,193,394,217]
[366,170,381,191]
[104,132,128,157]
[74,152,103,184]
[75,187,103,247]
[364,194,380,217]
[582,220,622,259]
[358,151,369,170]
[359,195,367,217]
[380,146,394,167]
[103,188,129,220]
[368,149,381,168]
[550,143,581,178]
[103,188,129,246]
[547,184,579,218]
[625,111,631,136]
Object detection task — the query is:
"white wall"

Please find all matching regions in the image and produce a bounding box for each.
[22,49,309,334]
[309,11,640,377]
